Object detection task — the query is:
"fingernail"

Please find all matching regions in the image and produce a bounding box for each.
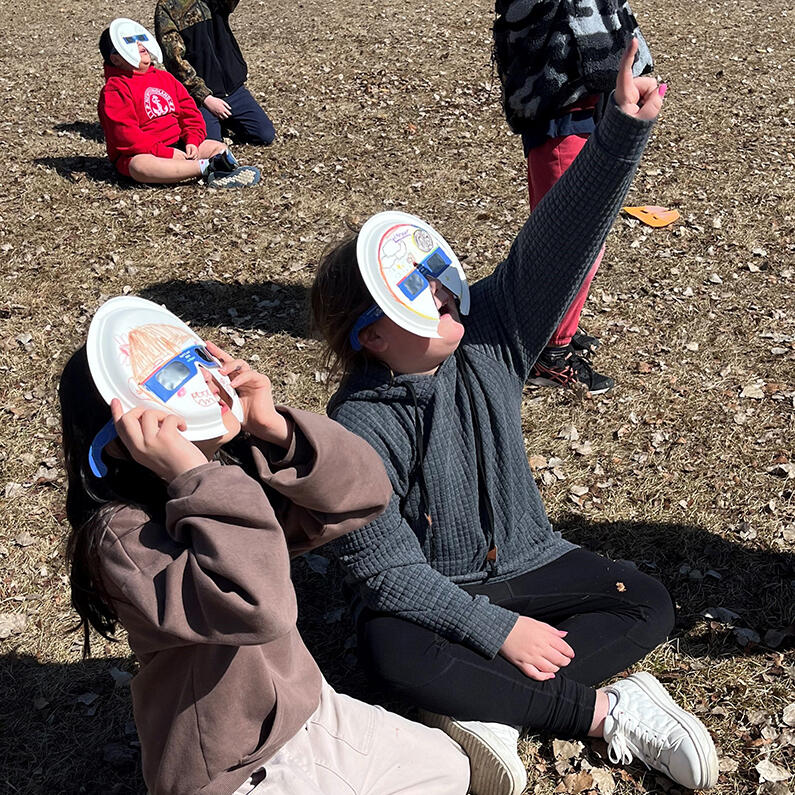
[658,83,668,98]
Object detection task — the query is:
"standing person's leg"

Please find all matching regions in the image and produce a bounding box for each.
[527,132,613,392]
[528,132,602,349]
[225,85,276,145]
[201,107,224,142]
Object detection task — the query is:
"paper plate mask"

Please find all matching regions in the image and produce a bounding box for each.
[86,296,243,477]
[349,212,470,350]
[109,18,162,69]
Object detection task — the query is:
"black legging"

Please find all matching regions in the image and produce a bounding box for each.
[357,549,675,737]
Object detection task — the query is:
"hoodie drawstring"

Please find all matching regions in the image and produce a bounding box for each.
[455,348,497,572]
[403,380,433,530]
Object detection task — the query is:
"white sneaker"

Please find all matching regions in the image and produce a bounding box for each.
[418,711,527,795]
[603,673,718,789]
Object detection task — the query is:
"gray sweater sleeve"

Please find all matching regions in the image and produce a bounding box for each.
[465,97,656,379]
[334,494,519,657]
[330,407,519,658]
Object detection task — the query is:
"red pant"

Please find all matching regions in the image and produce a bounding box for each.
[527,133,605,347]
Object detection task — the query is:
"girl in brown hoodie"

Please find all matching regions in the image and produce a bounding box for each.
[59,334,476,795]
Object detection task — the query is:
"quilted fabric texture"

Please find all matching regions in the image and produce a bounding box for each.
[328,98,655,659]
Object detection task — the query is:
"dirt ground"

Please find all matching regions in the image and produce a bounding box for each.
[0,0,793,792]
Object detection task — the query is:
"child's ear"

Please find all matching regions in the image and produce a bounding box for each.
[109,53,126,68]
[359,325,388,354]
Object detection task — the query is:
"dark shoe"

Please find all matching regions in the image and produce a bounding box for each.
[571,328,600,355]
[529,345,614,394]
[207,149,239,174]
[206,165,260,189]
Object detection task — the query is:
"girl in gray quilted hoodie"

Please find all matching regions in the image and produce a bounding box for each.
[311,43,718,794]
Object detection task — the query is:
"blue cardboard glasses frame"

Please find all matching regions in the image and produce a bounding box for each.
[349,247,452,351]
[87,345,220,478]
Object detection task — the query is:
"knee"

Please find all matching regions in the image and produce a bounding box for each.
[246,122,275,145]
[631,572,676,648]
[240,109,275,145]
[437,739,471,795]
[358,617,446,691]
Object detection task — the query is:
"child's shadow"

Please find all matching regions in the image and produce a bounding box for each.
[34,155,123,186]
[139,280,311,337]
[0,651,144,794]
[558,516,794,656]
[53,120,105,142]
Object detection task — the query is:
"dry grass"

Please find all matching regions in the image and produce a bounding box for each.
[0,0,793,792]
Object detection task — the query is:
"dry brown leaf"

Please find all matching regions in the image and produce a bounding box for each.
[562,771,594,794]
[755,759,791,783]
[589,768,616,794]
[0,613,26,639]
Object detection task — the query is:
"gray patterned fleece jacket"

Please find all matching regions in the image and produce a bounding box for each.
[328,98,655,659]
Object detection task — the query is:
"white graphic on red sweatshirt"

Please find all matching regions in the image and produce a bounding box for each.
[144,87,176,120]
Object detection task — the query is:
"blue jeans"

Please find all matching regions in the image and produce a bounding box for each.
[201,84,275,145]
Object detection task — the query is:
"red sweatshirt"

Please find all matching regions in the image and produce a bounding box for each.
[98,64,206,163]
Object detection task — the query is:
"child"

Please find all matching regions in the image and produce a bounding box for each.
[493,0,655,393]
[59,296,485,795]
[97,18,260,188]
[310,43,718,793]
[155,0,276,145]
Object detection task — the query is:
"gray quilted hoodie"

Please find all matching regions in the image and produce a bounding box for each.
[328,99,655,658]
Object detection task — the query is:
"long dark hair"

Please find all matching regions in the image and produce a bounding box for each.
[60,346,258,656]
[60,346,169,655]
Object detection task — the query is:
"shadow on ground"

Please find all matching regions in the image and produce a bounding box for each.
[53,121,105,143]
[556,516,794,655]
[34,156,122,186]
[139,280,311,337]
[0,652,143,795]
[6,520,789,793]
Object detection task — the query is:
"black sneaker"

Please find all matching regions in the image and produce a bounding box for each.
[571,328,600,355]
[207,149,239,174]
[529,345,615,394]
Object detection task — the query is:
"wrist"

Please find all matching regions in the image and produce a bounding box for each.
[247,414,293,449]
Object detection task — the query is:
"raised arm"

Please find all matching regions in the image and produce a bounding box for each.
[246,406,393,555]
[102,462,301,647]
[466,41,662,379]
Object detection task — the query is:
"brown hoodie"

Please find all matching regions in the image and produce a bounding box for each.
[98,407,391,794]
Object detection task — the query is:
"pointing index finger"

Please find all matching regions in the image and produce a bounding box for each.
[616,35,639,98]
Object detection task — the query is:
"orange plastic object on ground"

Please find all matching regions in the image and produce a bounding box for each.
[622,205,681,227]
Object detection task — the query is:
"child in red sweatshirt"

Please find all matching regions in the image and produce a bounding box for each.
[97,21,260,188]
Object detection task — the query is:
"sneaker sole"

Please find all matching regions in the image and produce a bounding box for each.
[418,711,527,795]
[527,375,614,395]
[629,672,719,789]
[207,166,261,189]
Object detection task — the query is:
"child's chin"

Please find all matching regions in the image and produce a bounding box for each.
[438,313,465,344]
